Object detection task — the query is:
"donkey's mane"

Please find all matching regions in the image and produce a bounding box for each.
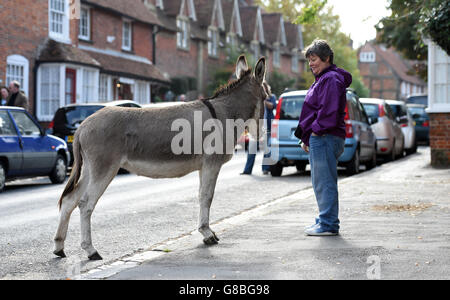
[205,68,252,100]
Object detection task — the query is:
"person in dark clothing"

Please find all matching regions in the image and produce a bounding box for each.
[296,39,352,236]
[7,80,29,111]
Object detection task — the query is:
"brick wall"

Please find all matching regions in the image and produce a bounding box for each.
[429,113,450,167]
[0,0,49,114]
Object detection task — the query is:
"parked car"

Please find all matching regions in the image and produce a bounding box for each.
[0,106,70,192]
[406,94,428,107]
[407,103,430,144]
[386,100,417,155]
[269,89,377,176]
[360,98,405,161]
[48,100,141,165]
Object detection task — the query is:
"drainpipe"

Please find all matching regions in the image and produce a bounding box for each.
[152,25,159,65]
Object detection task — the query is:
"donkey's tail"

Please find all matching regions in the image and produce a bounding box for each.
[58,134,83,210]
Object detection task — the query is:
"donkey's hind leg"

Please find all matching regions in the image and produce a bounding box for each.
[198,163,222,245]
[53,177,88,258]
[78,165,119,260]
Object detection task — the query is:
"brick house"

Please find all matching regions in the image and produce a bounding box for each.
[1,0,169,123]
[427,41,450,168]
[150,0,305,99]
[358,41,427,100]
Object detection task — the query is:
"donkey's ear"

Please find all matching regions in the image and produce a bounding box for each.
[254,57,266,84]
[235,55,249,79]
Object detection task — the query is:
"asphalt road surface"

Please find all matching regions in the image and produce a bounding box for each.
[1,151,338,280]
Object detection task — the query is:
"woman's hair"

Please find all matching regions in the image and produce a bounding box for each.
[303,39,334,65]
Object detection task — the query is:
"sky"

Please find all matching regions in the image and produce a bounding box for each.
[325,0,391,48]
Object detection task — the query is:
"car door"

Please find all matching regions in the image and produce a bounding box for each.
[384,104,403,153]
[0,110,23,176]
[9,110,55,175]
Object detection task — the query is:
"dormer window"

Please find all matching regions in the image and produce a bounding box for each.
[273,43,281,68]
[78,6,91,40]
[360,52,376,62]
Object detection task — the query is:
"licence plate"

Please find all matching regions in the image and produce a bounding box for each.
[67,135,74,143]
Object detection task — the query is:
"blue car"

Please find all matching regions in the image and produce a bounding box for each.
[270,89,377,176]
[0,106,70,192]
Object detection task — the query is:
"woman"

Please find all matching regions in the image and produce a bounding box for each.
[296,39,352,236]
[1,86,8,106]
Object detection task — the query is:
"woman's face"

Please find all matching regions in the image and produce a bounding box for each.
[308,54,331,76]
[1,88,8,99]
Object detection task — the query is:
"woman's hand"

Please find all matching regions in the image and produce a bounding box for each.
[301,143,309,153]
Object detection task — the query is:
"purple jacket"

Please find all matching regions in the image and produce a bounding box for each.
[297,65,352,146]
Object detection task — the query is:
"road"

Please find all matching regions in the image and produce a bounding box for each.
[1,151,344,280]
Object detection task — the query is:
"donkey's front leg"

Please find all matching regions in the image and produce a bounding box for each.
[198,164,221,245]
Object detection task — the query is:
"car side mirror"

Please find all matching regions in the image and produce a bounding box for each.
[369,117,378,125]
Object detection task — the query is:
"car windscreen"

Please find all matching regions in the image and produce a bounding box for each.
[65,106,104,127]
[362,103,379,119]
[408,107,428,118]
[280,96,305,120]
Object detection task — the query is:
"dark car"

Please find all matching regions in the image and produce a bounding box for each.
[407,103,429,144]
[48,100,141,165]
[0,106,70,192]
[270,89,377,176]
[406,94,428,107]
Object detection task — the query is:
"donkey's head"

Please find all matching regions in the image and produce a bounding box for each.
[235,55,269,138]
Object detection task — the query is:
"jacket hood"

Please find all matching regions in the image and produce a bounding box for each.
[316,64,352,88]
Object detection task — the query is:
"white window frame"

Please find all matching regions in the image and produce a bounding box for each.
[37,64,64,121]
[122,20,132,51]
[99,74,112,101]
[6,54,29,96]
[208,27,219,57]
[250,41,260,62]
[82,68,99,102]
[427,40,450,112]
[78,6,91,41]
[49,0,70,43]
[176,17,189,50]
[134,81,151,104]
[360,51,376,63]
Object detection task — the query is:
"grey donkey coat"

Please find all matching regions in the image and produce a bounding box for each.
[53,55,268,260]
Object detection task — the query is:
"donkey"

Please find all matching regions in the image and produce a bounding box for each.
[53,55,268,260]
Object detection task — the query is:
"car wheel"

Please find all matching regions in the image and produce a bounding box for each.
[346,148,360,175]
[50,155,67,184]
[295,161,307,172]
[0,162,6,193]
[270,163,283,177]
[365,147,377,170]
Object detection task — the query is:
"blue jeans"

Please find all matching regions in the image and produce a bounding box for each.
[243,139,258,174]
[309,135,345,232]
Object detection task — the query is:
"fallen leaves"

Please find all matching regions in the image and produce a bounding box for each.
[371,203,433,213]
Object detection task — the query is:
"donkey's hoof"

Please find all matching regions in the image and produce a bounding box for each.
[88,252,103,261]
[203,234,219,245]
[53,249,66,258]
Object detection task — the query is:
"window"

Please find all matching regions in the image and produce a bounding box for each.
[49,0,69,42]
[39,65,61,120]
[6,55,29,96]
[82,69,97,102]
[79,7,91,40]
[99,74,109,101]
[226,33,237,50]
[10,111,41,136]
[177,18,189,50]
[291,50,299,73]
[122,20,132,51]
[360,52,376,63]
[250,41,260,62]
[0,111,17,136]
[273,44,281,68]
[208,27,219,57]
[135,81,150,104]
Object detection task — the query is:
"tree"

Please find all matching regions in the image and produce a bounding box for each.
[376,0,449,59]
[255,0,369,97]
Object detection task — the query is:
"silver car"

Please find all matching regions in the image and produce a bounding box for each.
[386,100,417,155]
[360,98,405,161]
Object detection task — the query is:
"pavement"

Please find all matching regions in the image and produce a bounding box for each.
[79,147,450,280]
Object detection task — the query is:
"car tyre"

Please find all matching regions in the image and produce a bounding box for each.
[270,163,283,177]
[50,155,67,184]
[365,147,377,170]
[295,161,307,172]
[0,162,6,193]
[346,148,360,176]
